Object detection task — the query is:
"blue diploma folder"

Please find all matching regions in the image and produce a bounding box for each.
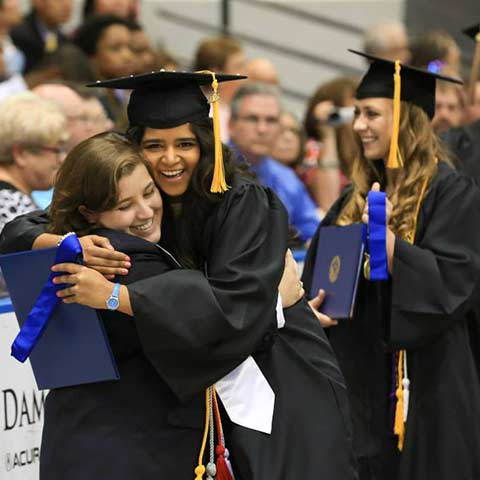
[309,224,364,319]
[0,247,119,390]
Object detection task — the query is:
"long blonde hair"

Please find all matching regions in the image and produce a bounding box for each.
[337,101,450,240]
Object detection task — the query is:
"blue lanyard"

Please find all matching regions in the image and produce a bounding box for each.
[11,234,83,362]
[365,191,389,280]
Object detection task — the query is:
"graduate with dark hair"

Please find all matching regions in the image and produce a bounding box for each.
[303,51,480,480]
[1,71,357,479]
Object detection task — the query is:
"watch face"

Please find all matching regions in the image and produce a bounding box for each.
[107,297,119,310]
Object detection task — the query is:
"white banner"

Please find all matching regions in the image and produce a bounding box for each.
[0,310,44,479]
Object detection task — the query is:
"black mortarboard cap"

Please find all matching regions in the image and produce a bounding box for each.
[87,70,246,129]
[88,70,246,193]
[350,49,462,119]
[463,24,480,41]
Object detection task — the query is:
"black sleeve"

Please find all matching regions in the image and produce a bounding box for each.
[389,172,480,349]
[0,209,49,253]
[128,183,289,401]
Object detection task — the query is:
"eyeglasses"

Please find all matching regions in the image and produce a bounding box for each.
[279,125,302,136]
[236,114,280,126]
[67,114,110,125]
[23,144,68,157]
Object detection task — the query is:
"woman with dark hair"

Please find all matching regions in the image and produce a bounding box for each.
[1,72,357,479]
[302,51,480,480]
[82,0,133,21]
[73,14,134,128]
[304,76,359,210]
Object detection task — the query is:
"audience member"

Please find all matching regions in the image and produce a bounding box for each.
[51,43,97,82]
[155,46,179,71]
[10,0,73,73]
[464,80,480,123]
[74,15,134,81]
[0,92,67,231]
[271,111,305,168]
[442,25,480,181]
[194,35,246,140]
[28,82,112,208]
[33,83,111,149]
[74,14,134,129]
[432,80,465,133]
[72,83,114,136]
[271,110,325,215]
[0,0,24,78]
[229,82,320,243]
[0,43,96,103]
[245,57,279,85]
[410,30,461,76]
[304,76,358,210]
[83,0,131,20]
[129,20,156,74]
[363,21,411,63]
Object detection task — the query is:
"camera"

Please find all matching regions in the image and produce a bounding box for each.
[327,107,354,127]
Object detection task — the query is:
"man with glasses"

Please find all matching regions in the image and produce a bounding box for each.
[229,82,320,244]
[29,82,112,207]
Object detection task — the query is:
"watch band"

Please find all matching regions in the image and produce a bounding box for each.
[106,283,121,311]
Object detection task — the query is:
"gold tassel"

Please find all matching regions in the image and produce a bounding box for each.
[194,388,211,480]
[196,70,229,193]
[394,350,405,450]
[387,61,403,169]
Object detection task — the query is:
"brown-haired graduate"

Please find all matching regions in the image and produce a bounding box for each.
[0,72,358,479]
[302,50,480,480]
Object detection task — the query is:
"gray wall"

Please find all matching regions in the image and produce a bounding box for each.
[140,0,406,116]
[20,0,408,116]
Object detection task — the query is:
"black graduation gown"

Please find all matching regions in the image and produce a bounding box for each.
[302,162,480,480]
[441,120,480,182]
[40,229,207,480]
[6,180,358,480]
[442,124,480,381]
[126,179,358,480]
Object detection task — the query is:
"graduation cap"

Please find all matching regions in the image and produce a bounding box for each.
[463,24,480,105]
[350,49,462,168]
[87,70,246,193]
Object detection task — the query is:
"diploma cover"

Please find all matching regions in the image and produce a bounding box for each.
[0,247,119,389]
[309,224,364,319]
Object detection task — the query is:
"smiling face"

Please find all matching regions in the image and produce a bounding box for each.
[87,163,162,243]
[14,143,66,193]
[271,112,302,165]
[353,97,393,161]
[92,24,134,79]
[140,123,201,198]
[229,93,281,162]
[432,86,463,133]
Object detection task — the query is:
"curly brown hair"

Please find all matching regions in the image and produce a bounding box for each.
[336,101,450,240]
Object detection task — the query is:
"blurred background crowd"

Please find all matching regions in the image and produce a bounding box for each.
[0,0,478,265]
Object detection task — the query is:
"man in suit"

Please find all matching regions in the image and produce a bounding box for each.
[10,0,72,73]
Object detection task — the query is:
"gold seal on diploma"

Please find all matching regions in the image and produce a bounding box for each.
[329,255,341,283]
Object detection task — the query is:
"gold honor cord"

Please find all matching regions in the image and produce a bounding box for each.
[394,170,432,451]
[387,60,403,169]
[196,70,229,193]
[194,387,212,479]
[468,33,480,106]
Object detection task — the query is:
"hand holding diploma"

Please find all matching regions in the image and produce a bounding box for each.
[308,289,338,328]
